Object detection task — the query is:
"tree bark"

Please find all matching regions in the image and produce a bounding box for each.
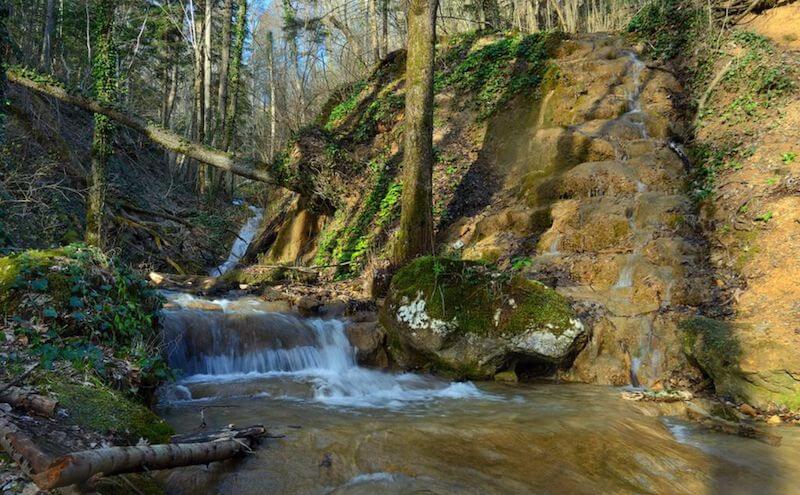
[85,0,116,249]
[381,0,389,58]
[203,0,214,190]
[8,70,281,186]
[32,436,262,490]
[40,0,56,72]
[0,0,10,145]
[216,0,233,141]
[369,0,380,63]
[394,0,437,265]
[0,386,59,417]
[268,30,277,161]
[192,2,206,191]
[222,0,246,152]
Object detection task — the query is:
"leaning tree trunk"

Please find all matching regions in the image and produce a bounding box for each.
[85,0,116,249]
[394,0,438,265]
[7,70,281,185]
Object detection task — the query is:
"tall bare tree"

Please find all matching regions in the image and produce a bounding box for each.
[40,0,56,71]
[394,0,437,264]
[216,0,233,143]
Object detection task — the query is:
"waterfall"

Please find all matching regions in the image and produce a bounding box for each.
[160,293,487,409]
[210,205,264,276]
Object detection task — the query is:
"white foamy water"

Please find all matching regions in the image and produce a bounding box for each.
[210,205,264,276]
[160,293,488,409]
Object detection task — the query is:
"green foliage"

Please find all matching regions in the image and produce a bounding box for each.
[627,0,706,60]
[782,151,797,164]
[436,32,560,119]
[719,32,796,123]
[0,244,166,380]
[324,81,367,130]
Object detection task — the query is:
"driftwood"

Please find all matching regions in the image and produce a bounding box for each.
[0,386,59,417]
[0,412,267,491]
[685,403,781,446]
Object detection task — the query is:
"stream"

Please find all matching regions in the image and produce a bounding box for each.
[155,292,800,494]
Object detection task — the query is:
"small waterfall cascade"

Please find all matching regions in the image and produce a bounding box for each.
[160,293,486,408]
[210,205,264,276]
[622,50,649,139]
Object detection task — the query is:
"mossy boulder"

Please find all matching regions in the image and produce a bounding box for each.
[380,257,586,379]
[681,317,800,410]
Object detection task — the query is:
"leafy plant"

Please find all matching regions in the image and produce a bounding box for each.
[782,152,797,164]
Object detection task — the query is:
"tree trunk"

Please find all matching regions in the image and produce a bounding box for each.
[203,0,215,190]
[0,0,9,145]
[8,70,281,186]
[222,0,246,152]
[40,0,56,72]
[192,2,206,192]
[216,0,233,141]
[394,0,437,265]
[268,30,277,161]
[85,0,116,249]
[369,0,380,62]
[162,62,178,128]
[381,0,389,58]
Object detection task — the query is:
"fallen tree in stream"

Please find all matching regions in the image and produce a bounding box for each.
[0,411,267,491]
[6,68,278,186]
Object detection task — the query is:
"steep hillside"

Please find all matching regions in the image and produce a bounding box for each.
[241,20,800,411]
[0,87,256,274]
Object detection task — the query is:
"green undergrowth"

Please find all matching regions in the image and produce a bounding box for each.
[41,373,173,443]
[0,243,168,382]
[389,256,575,338]
[627,0,707,60]
[436,31,562,119]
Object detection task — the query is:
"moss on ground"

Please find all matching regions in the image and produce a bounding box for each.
[43,374,173,444]
[390,256,574,338]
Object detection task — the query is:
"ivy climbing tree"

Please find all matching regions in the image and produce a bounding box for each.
[85,0,117,248]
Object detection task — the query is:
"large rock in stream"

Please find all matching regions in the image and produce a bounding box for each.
[380,257,586,378]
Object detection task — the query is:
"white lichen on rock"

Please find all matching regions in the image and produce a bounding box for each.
[513,318,585,359]
[396,291,455,336]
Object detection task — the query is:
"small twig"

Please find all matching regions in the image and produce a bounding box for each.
[0,363,40,396]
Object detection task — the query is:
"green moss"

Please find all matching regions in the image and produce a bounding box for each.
[390,256,574,338]
[436,31,561,119]
[44,375,173,443]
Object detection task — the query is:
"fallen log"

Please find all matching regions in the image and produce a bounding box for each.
[0,411,53,474]
[0,386,59,417]
[32,425,267,490]
[7,68,278,187]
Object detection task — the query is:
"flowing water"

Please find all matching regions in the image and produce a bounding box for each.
[210,205,264,276]
[156,292,800,494]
